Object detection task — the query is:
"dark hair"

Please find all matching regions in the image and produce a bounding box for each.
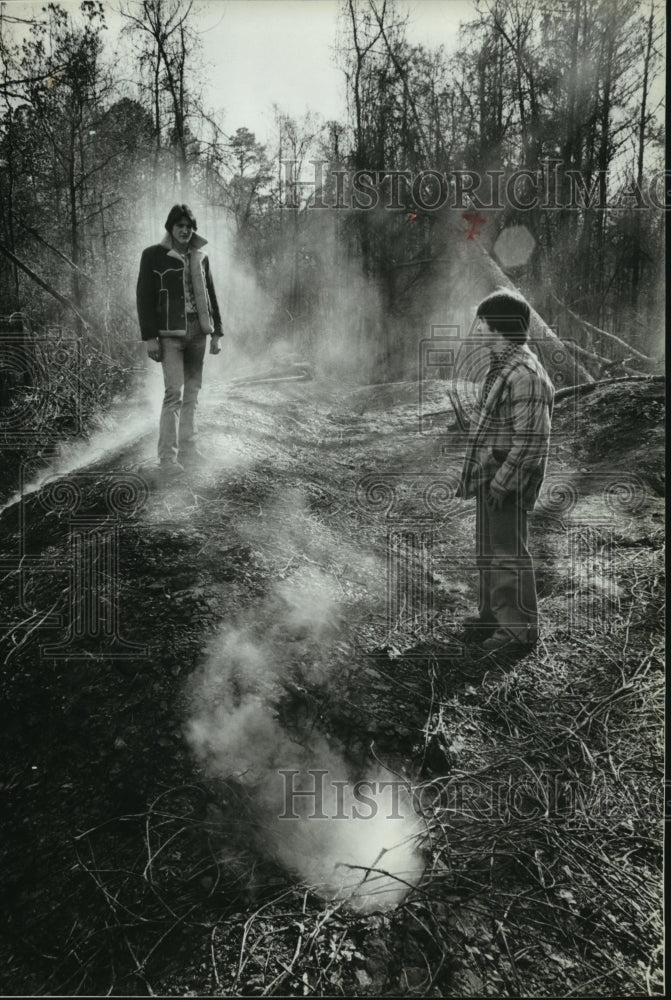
[165,203,198,233]
[476,289,530,343]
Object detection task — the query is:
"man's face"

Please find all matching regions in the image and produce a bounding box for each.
[475,315,508,356]
[171,218,194,247]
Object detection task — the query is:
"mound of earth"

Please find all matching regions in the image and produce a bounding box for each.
[553,378,665,495]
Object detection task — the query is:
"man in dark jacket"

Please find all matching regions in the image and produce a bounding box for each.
[456,289,554,654]
[137,204,224,473]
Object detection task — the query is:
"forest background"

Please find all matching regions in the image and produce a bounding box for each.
[0,4,665,994]
[0,0,666,454]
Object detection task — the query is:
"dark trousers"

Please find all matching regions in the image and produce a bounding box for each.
[475,486,539,640]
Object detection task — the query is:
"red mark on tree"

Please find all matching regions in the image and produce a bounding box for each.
[461,211,487,240]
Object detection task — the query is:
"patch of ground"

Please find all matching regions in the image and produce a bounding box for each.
[0,374,664,996]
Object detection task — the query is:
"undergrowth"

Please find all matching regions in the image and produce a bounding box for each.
[0,325,141,500]
[0,378,663,996]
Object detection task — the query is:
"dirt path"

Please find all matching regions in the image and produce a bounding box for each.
[0,375,664,996]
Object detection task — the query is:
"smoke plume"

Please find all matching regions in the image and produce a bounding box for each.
[185,500,425,912]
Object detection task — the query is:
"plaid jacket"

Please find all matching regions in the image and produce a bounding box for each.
[458,344,555,509]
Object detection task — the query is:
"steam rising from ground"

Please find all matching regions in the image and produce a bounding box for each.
[186,549,425,912]
[0,369,161,514]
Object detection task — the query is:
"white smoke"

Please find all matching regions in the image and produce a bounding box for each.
[185,534,425,912]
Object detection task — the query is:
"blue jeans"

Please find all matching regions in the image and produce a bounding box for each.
[158,316,206,463]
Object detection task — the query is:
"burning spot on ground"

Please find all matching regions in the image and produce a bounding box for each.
[184,561,426,914]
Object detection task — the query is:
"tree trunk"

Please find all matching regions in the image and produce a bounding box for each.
[632,1,654,306]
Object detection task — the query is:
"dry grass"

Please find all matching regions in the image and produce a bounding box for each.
[408,531,664,997]
[0,376,663,996]
[36,531,661,997]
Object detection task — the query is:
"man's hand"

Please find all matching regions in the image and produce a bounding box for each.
[209,335,223,355]
[146,338,161,362]
[486,483,507,511]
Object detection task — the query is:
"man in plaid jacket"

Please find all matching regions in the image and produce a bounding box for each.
[456,289,555,653]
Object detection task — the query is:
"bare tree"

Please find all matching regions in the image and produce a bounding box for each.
[120,0,199,193]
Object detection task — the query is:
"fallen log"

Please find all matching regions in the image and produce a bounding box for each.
[560,335,613,369]
[554,374,664,403]
[461,239,595,386]
[560,338,649,378]
[550,292,658,365]
[0,242,91,330]
[228,368,313,387]
[24,227,94,282]
[23,228,140,329]
[231,374,310,386]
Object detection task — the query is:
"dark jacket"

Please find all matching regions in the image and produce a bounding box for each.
[458,344,555,510]
[136,232,223,340]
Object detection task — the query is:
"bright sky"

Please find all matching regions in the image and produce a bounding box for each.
[193,0,475,140]
[3,0,476,143]
[5,0,663,155]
